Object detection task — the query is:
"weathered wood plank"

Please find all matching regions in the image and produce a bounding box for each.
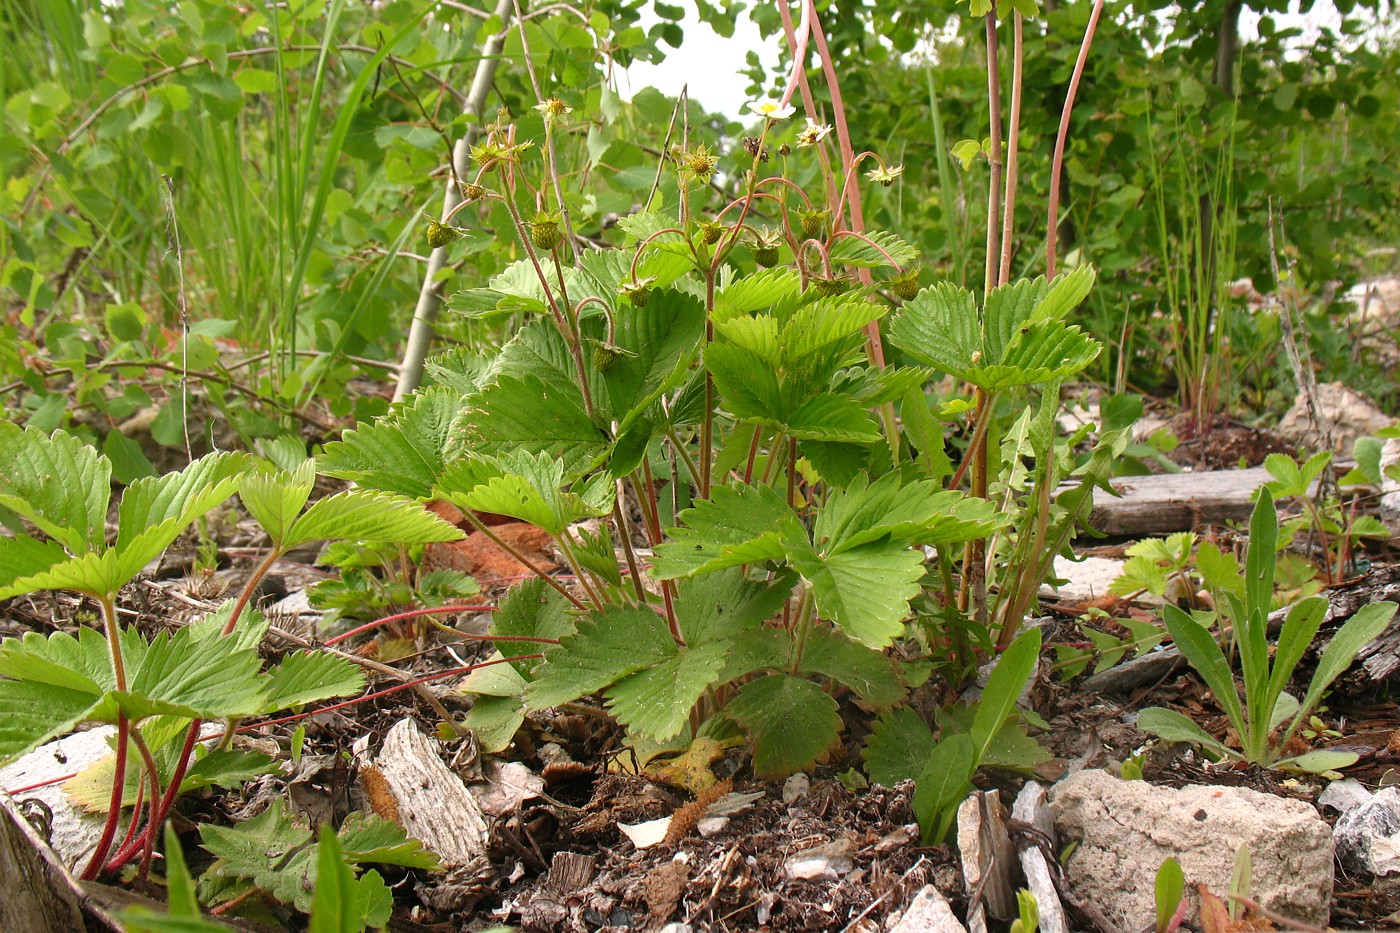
[1084,466,1276,536]
[0,789,91,931]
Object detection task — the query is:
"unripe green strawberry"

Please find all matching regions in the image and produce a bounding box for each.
[891,269,921,301]
[796,209,830,240]
[529,213,563,251]
[594,344,624,372]
[698,220,725,245]
[618,277,656,307]
[426,220,453,249]
[811,275,851,297]
[754,245,780,267]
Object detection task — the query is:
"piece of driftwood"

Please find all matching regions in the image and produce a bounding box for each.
[1082,466,1281,536]
[363,718,490,867]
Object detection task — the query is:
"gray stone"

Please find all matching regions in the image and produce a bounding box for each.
[1012,784,1067,933]
[1081,646,1182,694]
[1331,785,1400,876]
[1380,437,1400,535]
[887,885,968,933]
[1049,769,1333,930]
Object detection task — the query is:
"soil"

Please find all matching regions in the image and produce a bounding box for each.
[5,522,1400,931]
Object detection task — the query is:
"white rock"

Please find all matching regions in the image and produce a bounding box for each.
[887,884,968,933]
[784,839,854,881]
[1049,769,1333,929]
[619,816,671,850]
[1012,784,1067,933]
[783,772,810,805]
[1276,381,1393,453]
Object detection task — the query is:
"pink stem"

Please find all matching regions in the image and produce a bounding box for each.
[1046,0,1106,278]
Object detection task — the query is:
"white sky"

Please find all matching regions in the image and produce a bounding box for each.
[618,0,1355,120]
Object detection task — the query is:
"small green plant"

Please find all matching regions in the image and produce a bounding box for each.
[1262,450,1390,584]
[0,426,462,878]
[1010,888,1040,933]
[1154,856,1186,933]
[1139,489,1397,771]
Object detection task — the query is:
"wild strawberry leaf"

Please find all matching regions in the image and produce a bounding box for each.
[263,651,365,710]
[889,282,980,380]
[725,673,841,776]
[828,229,918,269]
[814,472,1004,552]
[674,568,794,645]
[649,482,796,579]
[309,828,393,933]
[783,533,924,649]
[282,489,462,550]
[434,451,611,535]
[797,628,905,706]
[0,535,69,593]
[712,267,803,321]
[238,459,317,547]
[448,372,607,478]
[784,393,883,443]
[318,386,463,499]
[782,295,887,359]
[0,424,110,554]
[525,605,677,709]
[863,707,937,786]
[337,810,441,868]
[486,578,576,679]
[0,678,100,764]
[605,641,731,742]
[115,451,251,554]
[705,342,783,422]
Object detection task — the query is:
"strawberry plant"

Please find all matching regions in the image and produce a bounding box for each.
[0,424,463,878]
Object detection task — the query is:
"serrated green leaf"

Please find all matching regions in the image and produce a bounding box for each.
[283,490,462,550]
[828,229,918,269]
[651,482,796,578]
[674,569,793,645]
[488,578,576,679]
[785,534,923,648]
[785,393,883,443]
[526,605,676,709]
[0,534,69,591]
[318,387,463,498]
[0,677,100,763]
[815,473,1004,552]
[115,452,251,554]
[449,373,607,478]
[706,342,783,422]
[782,295,887,360]
[0,424,110,553]
[181,747,277,794]
[337,810,441,869]
[238,459,316,547]
[464,693,526,753]
[712,268,803,320]
[309,827,393,933]
[434,451,611,535]
[264,651,365,710]
[606,641,730,742]
[889,283,980,380]
[1033,265,1096,323]
[863,706,937,786]
[726,673,841,776]
[798,627,904,706]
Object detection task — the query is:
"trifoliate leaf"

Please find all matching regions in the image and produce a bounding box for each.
[0,424,110,554]
[283,490,463,550]
[650,483,796,579]
[605,641,731,742]
[526,605,677,709]
[318,386,463,498]
[814,472,1004,552]
[725,673,840,776]
[784,533,924,649]
[238,459,316,547]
